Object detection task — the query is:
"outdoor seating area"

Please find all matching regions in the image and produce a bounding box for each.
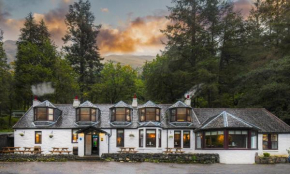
[117,147,138,153]
[0,146,43,154]
[163,148,185,154]
[49,147,71,154]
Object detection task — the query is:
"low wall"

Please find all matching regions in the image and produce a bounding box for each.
[255,156,289,164]
[101,153,219,164]
[0,154,76,162]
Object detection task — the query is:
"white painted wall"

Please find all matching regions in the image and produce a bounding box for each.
[257,134,290,156]
[14,129,78,154]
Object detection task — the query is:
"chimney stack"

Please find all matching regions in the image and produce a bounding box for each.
[33,96,40,107]
[185,94,191,106]
[73,96,80,108]
[132,93,138,107]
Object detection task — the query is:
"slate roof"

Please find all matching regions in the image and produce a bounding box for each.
[168,101,191,109]
[13,102,290,133]
[78,101,98,108]
[138,101,161,109]
[34,100,56,108]
[200,111,260,130]
[110,101,133,109]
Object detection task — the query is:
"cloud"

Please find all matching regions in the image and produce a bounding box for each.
[233,0,254,18]
[98,15,169,55]
[101,8,109,13]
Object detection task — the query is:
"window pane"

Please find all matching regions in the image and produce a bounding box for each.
[80,108,90,121]
[72,129,78,143]
[146,108,156,121]
[146,130,156,147]
[228,132,247,148]
[35,131,42,144]
[177,108,186,122]
[242,131,248,135]
[158,129,161,147]
[229,131,235,134]
[48,114,53,121]
[174,131,181,148]
[139,130,143,147]
[272,142,278,149]
[48,108,54,121]
[205,132,224,148]
[251,131,257,149]
[271,134,278,141]
[218,131,224,135]
[126,109,131,122]
[116,108,126,121]
[36,108,47,121]
[183,131,190,148]
[196,133,202,149]
[140,109,145,121]
[117,129,124,147]
[171,109,176,122]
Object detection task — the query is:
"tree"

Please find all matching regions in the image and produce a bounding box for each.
[63,0,103,101]
[90,62,140,104]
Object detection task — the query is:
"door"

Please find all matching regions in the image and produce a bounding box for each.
[85,134,92,155]
[92,135,99,155]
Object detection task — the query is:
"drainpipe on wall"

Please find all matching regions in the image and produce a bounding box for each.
[108,129,112,153]
[167,129,168,149]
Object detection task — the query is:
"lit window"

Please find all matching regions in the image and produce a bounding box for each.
[170,108,191,122]
[174,131,181,148]
[146,130,156,147]
[139,108,160,122]
[77,108,99,122]
[35,131,42,144]
[228,130,248,148]
[117,129,124,147]
[111,108,131,122]
[48,108,54,121]
[72,129,79,143]
[183,131,190,148]
[35,108,54,121]
[263,134,278,150]
[205,131,224,148]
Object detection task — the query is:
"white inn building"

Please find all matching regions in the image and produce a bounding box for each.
[13,96,290,164]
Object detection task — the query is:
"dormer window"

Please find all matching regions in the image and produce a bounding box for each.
[139,108,160,122]
[76,108,99,122]
[170,108,191,122]
[34,108,54,121]
[111,108,131,122]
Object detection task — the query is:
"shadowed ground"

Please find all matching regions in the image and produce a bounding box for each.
[0,162,290,174]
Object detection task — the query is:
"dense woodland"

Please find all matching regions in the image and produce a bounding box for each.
[1,0,290,130]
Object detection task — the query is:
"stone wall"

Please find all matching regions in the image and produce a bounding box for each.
[101,153,219,164]
[0,154,76,162]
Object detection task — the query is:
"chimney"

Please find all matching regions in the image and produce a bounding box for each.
[73,96,80,108]
[33,96,40,107]
[132,93,138,107]
[185,94,191,106]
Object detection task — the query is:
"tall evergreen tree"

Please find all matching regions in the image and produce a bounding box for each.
[63,0,103,100]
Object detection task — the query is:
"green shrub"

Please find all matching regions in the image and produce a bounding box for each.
[263,153,270,157]
[192,155,197,161]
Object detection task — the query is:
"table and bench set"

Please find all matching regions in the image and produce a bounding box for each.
[0,146,71,155]
[117,147,185,154]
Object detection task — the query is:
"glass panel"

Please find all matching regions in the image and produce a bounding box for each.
[126,109,131,122]
[139,130,143,147]
[251,131,257,149]
[146,108,156,121]
[171,109,176,122]
[242,131,248,135]
[146,130,156,147]
[183,131,190,148]
[72,129,78,143]
[177,108,186,122]
[140,109,145,121]
[174,131,181,148]
[229,131,235,134]
[35,132,42,144]
[211,131,217,135]
[48,108,53,114]
[196,133,202,149]
[116,108,126,121]
[48,114,53,121]
[271,134,278,141]
[205,132,210,135]
[80,108,90,121]
[228,131,247,148]
[36,108,47,121]
[117,129,124,147]
[218,131,224,135]
[205,132,224,148]
[158,129,161,147]
[271,141,278,149]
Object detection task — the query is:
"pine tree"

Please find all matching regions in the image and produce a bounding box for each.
[63,0,103,100]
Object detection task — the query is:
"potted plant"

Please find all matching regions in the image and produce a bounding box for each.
[19,133,24,137]
[169,135,173,139]
[49,134,53,138]
[129,134,134,137]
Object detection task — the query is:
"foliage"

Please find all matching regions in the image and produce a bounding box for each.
[63,0,103,100]
[263,153,270,158]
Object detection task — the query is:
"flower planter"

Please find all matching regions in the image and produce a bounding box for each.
[129,134,135,138]
[49,135,53,138]
[19,133,24,137]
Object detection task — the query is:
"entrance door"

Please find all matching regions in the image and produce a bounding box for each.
[85,134,92,155]
[92,135,99,155]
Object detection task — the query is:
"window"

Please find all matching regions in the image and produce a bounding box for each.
[139,129,144,147]
[158,129,161,147]
[205,131,224,148]
[228,130,248,148]
[139,108,160,122]
[263,134,278,150]
[170,108,191,122]
[111,108,131,122]
[77,108,98,122]
[251,131,257,149]
[117,129,124,147]
[174,131,181,148]
[146,130,156,147]
[183,131,190,148]
[72,129,79,143]
[34,108,54,121]
[35,131,42,144]
[196,132,202,149]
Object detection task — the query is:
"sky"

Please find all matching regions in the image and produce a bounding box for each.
[0,0,254,56]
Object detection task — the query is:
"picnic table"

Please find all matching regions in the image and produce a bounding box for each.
[2,147,21,154]
[174,147,185,154]
[163,147,174,154]
[50,147,71,154]
[118,147,138,153]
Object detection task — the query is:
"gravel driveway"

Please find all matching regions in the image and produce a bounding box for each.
[0,162,290,174]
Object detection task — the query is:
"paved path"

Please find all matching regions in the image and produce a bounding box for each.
[0,162,289,174]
